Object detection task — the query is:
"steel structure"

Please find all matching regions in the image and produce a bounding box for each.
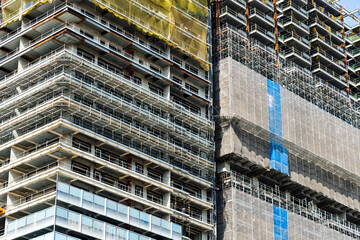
[0,0,214,239]
[214,0,360,239]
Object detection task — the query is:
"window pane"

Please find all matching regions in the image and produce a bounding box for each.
[69,186,81,198]
[57,182,69,193]
[83,191,93,202]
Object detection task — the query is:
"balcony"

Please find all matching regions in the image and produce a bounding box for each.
[249,24,275,45]
[56,182,183,240]
[347,34,360,47]
[311,63,347,88]
[306,2,342,30]
[349,48,360,60]
[223,0,246,11]
[280,31,310,51]
[279,2,308,21]
[310,47,346,73]
[248,0,274,13]
[308,33,345,59]
[315,0,342,17]
[279,15,309,36]
[220,6,246,28]
[307,18,343,44]
[6,206,157,240]
[280,47,310,67]
[350,62,360,73]
[249,8,274,28]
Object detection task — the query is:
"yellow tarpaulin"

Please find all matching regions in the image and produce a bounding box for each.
[2,0,210,70]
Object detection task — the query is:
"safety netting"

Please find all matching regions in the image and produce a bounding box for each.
[1,0,210,70]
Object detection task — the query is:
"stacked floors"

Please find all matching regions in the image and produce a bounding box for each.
[214,0,360,239]
[0,0,214,239]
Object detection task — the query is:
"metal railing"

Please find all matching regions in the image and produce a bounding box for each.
[308,32,344,53]
[311,62,346,83]
[279,1,308,17]
[306,18,343,39]
[281,31,309,45]
[281,47,310,60]
[249,24,275,39]
[310,47,345,68]
[306,2,341,25]
[279,15,309,32]
[249,8,274,25]
[225,171,360,238]
[0,46,212,127]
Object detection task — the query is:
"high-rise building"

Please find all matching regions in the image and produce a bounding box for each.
[214,0,360,239]
[0,0,214,239]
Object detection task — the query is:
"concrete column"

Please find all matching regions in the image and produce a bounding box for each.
[201,189,207,202]
[59,133,72,146]
[8,170,23,186]
[217,162,230,174]
[201,209,207,223]
[91,144,95,155]
[164,85,171,100]
[10,147,24,162]
[163,170,171,185]
[59,158,72,170]
[21,18,30,31]
[17,57,29,73]
[6,193,20,208]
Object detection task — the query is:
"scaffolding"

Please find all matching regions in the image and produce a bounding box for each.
[216,25,360,129]
[1,0,210,70]
[218,171,360,239]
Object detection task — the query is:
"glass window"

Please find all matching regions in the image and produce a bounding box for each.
[46,207,55,218]
[17,218,26,228]
[129,208,139,219]
[172,224,182,233]
[55,232,67,240]
[151,216,160,226]
[36,209,46,221]
[161,219,170,230]
[69,186,81,198]
[94,195,105,207]
[68,211,80,223]
[117,227,128,240]
[83,191,93,203]
[93,219,103,232]
[7,221,15,232]
[117,203,128,215]
[57,182,69,193]
[56,208,68,219]
[107,200,116,211]
[81,215,92,227]
[140,212,149,227]
[27,214,35,225]
[105,224,116,235]
[129,232,139,240]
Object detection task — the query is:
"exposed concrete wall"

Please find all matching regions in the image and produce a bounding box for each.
[215,57,360,211]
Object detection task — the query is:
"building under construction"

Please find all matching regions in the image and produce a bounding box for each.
[0,0,215,239]
[214,0,360,239]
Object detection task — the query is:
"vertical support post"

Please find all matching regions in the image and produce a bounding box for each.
[340,6,351,108]
[245,0,250,48]
[273,0,279,67]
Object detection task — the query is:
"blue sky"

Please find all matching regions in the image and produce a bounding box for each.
[339,0,360,26]
[339,0,360,11]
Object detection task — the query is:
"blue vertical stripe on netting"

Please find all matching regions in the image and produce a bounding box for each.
[273,205,289,240]
[267,79,289,175]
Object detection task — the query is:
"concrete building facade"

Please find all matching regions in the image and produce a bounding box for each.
[0,0,214,239]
